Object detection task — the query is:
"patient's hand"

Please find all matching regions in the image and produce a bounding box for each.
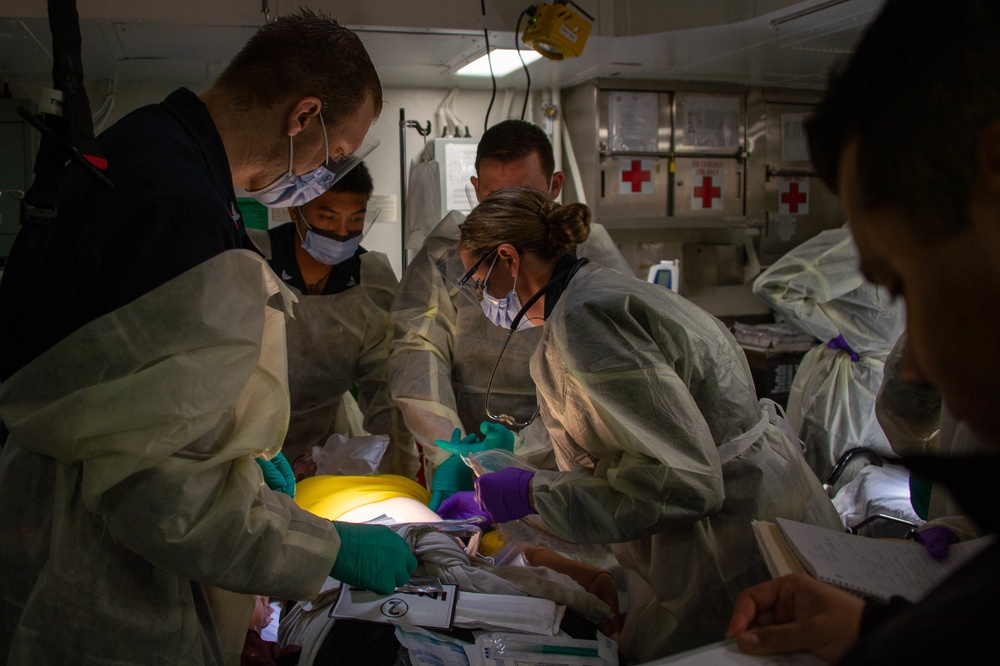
[586,571,622,637]
[249,595,273,633]
[521,546,622,637]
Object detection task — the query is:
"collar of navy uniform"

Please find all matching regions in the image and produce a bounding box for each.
[160,88,239,220]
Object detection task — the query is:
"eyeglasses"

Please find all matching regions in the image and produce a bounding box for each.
[455,247,500,305]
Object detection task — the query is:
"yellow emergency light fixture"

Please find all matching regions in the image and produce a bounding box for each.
[521,1,594,61]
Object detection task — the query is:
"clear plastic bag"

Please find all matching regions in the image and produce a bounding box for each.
[311,433,389,476]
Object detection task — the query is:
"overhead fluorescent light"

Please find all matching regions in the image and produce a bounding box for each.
[456,49,543,77]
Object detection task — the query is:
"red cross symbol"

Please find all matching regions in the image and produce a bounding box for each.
[694,176,721,208]
[781,182,808,213]
[621,160,651,192]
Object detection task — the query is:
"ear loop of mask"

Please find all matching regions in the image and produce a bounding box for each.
[481,253,501,301]
[285,112,330,178]
[317,113,330,170]
[482,252,525,309]
[291,203,330,243]
[294,208,309,244]
[292,203,329,245]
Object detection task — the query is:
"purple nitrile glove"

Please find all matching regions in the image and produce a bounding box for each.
[915,525,958,560]
[826,334,860,362]
[475,467,536,524]
[437,490,492,523]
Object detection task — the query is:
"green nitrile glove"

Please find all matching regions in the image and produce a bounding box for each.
[428,428,478,511]
[477,421,516,452]
[271,452,296,498]
[436,422,515,456]
[255,452,296,498]
[329,522,417,595]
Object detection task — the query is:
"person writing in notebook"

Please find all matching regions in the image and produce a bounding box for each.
[725,1,1000,662]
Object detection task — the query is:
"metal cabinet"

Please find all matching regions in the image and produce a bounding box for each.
[595,89,671,221]
[562,80,843,321]
[672,157,743,217]
[599,155,669,218]
[672,91,746,218]
[567,82,748,229]
[759,101,843,263]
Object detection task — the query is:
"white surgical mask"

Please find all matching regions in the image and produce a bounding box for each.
[247,115,335,208]
[479,260,536,330]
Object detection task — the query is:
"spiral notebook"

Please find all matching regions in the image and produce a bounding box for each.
[752,518,995,603]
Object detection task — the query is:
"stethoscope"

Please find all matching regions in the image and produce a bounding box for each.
[484,256,590,429]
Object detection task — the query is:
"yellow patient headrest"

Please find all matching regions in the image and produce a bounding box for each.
[294,474,431,521]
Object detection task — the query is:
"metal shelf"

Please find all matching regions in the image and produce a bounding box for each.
[597,215,764,231]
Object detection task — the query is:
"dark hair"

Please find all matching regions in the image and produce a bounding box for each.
[330,161,374,198]
[459,186,590,261]
[806,0,1000,239]
[214,9,382,128]
[475,120,556,180]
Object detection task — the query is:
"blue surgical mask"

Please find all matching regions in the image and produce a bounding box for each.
[295,212,362,266]
[481,289,530,329]
[479,261,536,330]
[301,232,361,266]
[247,115,335,208]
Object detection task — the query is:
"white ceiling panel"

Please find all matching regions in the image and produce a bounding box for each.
[112,23,257,61]
[0,0,887,90]
[0,19,51,77]
[357,30,487,73]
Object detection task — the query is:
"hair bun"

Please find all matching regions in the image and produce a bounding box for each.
[543,201,591,252]
[458,186,593,261]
